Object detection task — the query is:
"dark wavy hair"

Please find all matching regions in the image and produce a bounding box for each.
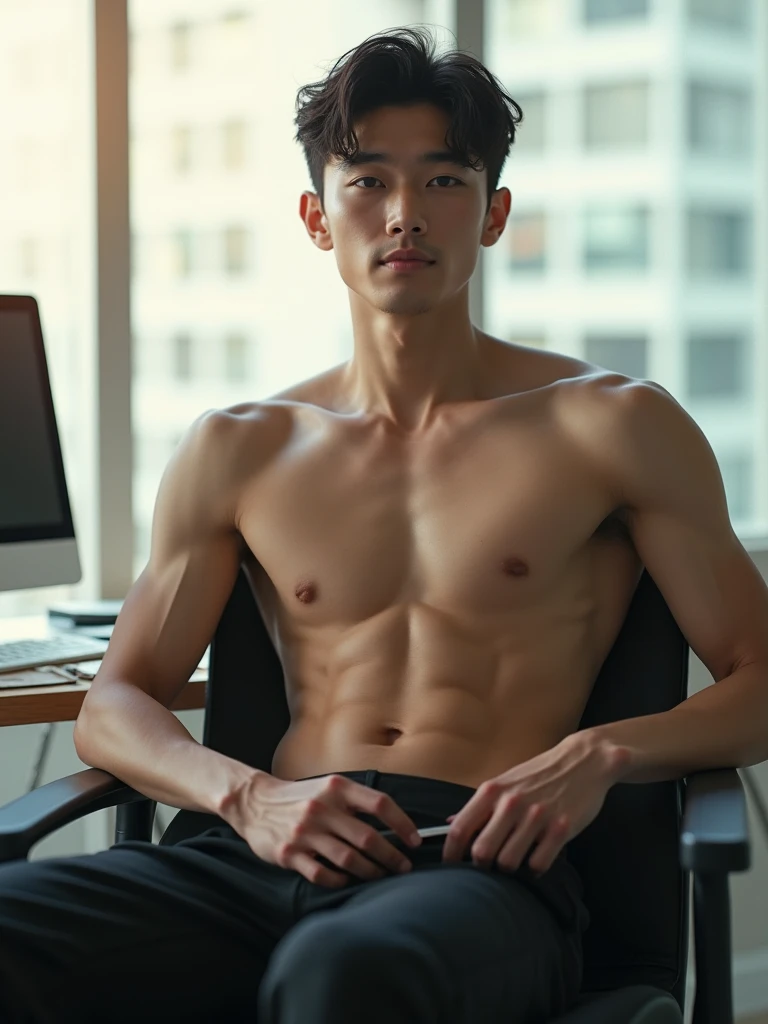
[293,26,523,216]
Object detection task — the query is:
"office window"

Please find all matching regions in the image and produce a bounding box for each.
[225,332,249,381]
[513,91,546,152]
[688,0,749,33]
[509,212,546,271]
[584,81,649,148]
[172,229,194,277]
[171,125,193,173]
[173,333,192,380]
[584,206,649,270]
[170,22,191,70]
[719,453,753,520]
[686,332,747,399]
[687,208,751,277]
[584,334,648,379]
[222,120,247,169]
[0,0,97,618]
[688,81,751,158]
[584,0,649,24]
[224,226,249,274]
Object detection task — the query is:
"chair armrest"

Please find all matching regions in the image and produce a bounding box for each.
[0,768,146,863]
[680,767,750,873]
[681,768,751,1024]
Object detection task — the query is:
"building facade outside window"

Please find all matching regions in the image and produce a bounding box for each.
[584,333,648,379]
[688,81,752,158]
[584,80,649,148]
[687,0,750,33]
[583,0,649,25]
[173,332,193,380]
[583,206,649,271]
[687,208,751,278]
[509,212,546,271]
[687,332,748,399]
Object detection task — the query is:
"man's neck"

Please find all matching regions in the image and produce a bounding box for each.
[339,320,494,434]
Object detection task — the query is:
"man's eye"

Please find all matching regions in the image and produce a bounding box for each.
[430,176,462,187]
[351,176,462,188]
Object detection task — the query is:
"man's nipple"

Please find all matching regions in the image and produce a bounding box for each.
[295,580,318,604]
[501,556,529,577]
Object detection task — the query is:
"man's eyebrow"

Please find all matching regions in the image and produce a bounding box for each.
[337,150,471,172]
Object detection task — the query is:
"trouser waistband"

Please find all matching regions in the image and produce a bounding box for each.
[296,770,477,829]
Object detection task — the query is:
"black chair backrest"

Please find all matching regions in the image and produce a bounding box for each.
[161,563,690,1009]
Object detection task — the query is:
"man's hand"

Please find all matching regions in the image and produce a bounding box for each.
[221,773,422,888]
[441,731,631,875]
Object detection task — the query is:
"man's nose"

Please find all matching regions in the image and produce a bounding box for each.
[386,193,427,235]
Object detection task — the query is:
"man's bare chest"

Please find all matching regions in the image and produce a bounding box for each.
[234,389,638,634]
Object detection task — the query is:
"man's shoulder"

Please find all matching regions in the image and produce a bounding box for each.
[495,342,637,404]
[549,364,660,522]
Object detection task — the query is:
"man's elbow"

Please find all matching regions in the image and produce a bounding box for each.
[73,705,103,765]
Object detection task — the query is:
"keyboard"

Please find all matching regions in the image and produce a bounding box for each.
[0,633,110,674]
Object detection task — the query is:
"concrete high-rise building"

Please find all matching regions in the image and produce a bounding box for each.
[484,0,767,536]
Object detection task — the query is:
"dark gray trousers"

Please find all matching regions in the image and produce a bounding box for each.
[0,769,590,1023]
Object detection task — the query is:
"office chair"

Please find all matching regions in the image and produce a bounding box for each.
[0,565,751,1024]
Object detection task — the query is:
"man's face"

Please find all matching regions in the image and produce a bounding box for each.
[300,102,508,316]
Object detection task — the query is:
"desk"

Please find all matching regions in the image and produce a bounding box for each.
[0,613,207,727]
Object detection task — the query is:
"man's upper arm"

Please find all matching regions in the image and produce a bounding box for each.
[576,377,768,682]
[77,408,258,727]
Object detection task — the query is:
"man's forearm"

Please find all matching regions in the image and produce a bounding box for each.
[74,679,271,816]
[584,660,768,786]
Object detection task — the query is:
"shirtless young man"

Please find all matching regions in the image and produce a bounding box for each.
[3,26,767,1024]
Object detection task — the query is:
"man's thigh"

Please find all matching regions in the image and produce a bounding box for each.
[274,859,583,1023]
[0,827,300,1023]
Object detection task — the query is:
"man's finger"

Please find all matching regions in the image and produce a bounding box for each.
[442,811,487,862]
[527,816,569,875]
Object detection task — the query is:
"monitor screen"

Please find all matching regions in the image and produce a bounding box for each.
[0,295,76,544]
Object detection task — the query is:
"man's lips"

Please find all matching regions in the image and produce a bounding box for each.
[380,256,434,262]
[380,257,436,270]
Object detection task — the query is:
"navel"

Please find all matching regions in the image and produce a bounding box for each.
[294,579,318,604]
[501,556,529,578]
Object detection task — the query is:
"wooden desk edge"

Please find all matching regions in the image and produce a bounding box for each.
[0,678,207,727]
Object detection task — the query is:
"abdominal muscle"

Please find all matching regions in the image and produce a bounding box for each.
[268,604,602,790]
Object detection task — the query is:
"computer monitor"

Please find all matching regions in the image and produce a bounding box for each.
[0,294,81,593]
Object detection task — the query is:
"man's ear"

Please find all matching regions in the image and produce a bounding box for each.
[299,191,333,252]
[480,186,511,249]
